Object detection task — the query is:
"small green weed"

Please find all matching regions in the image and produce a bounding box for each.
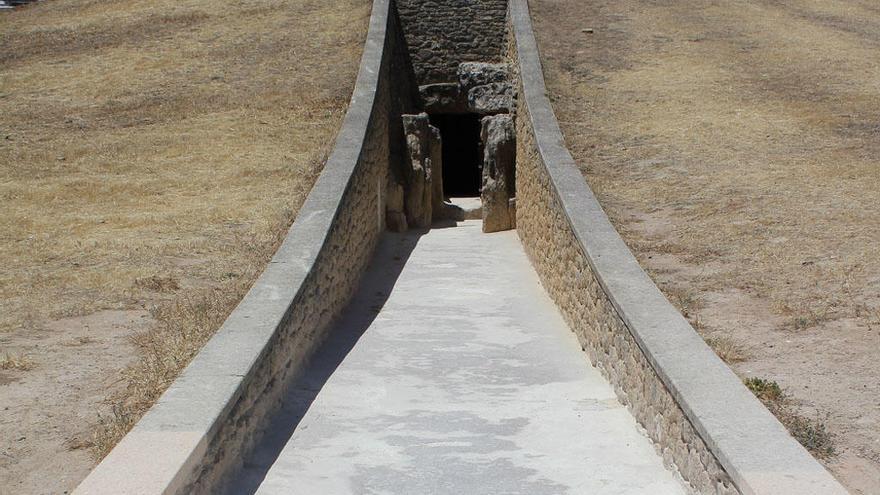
[743,376,836,458]
[744,377,784,402]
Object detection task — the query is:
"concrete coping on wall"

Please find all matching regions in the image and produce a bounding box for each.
[508,1,848,494]
[71,0,392,493]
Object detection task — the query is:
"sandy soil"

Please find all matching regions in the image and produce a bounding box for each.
[531,0,880,492]
[0,311,148,493]
[0,0,368,493]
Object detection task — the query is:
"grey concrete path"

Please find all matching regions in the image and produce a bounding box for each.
[227,220,687,495]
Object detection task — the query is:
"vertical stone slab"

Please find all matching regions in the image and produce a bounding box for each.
[385,178,408,232]
[480,114,516,233]
[459,62,514,115]
[402,113,434,228]
[429,125,445,215]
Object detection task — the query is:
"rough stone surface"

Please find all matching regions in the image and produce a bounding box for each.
[481,114,516,233]
[419,83,467,114]
[469,82,514,114]
[458,62,510,91]
[421,63,514,114]
[429,124,445,214]
[401,112,436,228]
[233,223,687,495]
[508,197,517,229]
[385,179,408,232]
[396,0,508,85]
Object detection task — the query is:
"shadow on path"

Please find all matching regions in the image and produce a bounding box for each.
[222,230,426,494]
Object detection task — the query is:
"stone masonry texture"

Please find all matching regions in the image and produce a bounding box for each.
[509,30,740,495]
[515,103,739,495]
[177,7,411,493]
[396,0,508,85]
[189,75,392,495]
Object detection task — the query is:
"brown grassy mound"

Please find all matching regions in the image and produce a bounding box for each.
[531,0,880,492]
[0,0,369,493]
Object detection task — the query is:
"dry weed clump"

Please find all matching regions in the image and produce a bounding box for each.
[134,275,181,293]
[744,377,784,402]
[666,286,701,319]
[703,336,747,364]
[776,302,833,332]
[744,377,836,459]
[665,286,749,363]
[0,353,36,371]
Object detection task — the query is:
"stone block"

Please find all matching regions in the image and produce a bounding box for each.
[429,124,445,215]
[469,82,514,114]
[480,114,515,233]
[419,83,467,114]
[458,62,510,90]
[385,180,408,232]
[508,197,517,229]
[402,113,434,228]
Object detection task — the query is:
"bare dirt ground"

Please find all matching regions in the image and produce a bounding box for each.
[0,0,369,493]
[531,0,880,492]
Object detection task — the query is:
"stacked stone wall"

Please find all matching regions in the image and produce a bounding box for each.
[509,0,848,492]
[515,105,737,494]
[507,6,737,492]
[72,1,414,493]
[186,89,391,493]
[396,0,508,85]
[183,10,408,493]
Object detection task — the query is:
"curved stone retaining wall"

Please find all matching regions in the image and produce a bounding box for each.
[509,1,847,494]
[72,1,850,493]
[73,0,413,493]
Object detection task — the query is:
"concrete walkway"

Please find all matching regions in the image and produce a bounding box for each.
[227,220,686,494]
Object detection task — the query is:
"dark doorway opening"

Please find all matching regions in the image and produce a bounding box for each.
[431,114,482,197]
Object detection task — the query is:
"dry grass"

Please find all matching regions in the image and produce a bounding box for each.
[0,0,370,477]
[532,0,880,325]
[0,353,36,371]
[703,336,748,364]
[90,183,322,456]
[533,0,880,489]
[665,286,701,319]
[744,377,785,403]
[744,377,836,459]
[665,285,749,363]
